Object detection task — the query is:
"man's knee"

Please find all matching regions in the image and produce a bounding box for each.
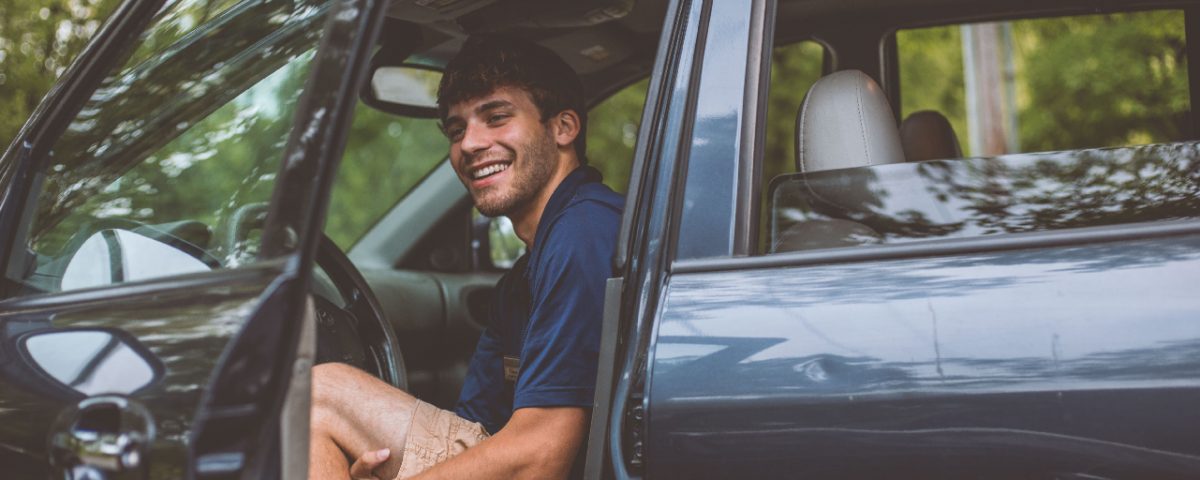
[310,363,369,417]
[311,362,416,421]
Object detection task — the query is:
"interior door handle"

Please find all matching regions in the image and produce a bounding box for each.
[48,395,155,480]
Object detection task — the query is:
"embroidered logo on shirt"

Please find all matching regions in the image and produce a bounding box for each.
[503,355,520,382]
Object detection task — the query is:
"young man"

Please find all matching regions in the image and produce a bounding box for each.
[308,35,623,480]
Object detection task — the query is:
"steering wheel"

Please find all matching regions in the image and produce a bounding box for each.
[314,234,408,390]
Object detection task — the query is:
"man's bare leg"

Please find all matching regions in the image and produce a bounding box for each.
[309,362,418,479]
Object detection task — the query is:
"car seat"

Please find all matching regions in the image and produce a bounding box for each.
[773,69,903,252]
[899,110,963,161]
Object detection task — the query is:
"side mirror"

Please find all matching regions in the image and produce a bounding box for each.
[362,64,442,118]
[20,328,163,397]
[61,229,214,291]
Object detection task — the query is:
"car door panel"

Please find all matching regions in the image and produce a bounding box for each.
[0,0,396,476]
[0,264,284,477]
[648,234,1200,478]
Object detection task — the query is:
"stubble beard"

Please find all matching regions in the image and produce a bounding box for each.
[471,126,558,218]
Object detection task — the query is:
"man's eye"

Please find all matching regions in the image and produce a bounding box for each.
[488,114,510,124]
[446,128,464,141]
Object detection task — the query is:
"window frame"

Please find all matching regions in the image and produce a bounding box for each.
[669,1,1200,271]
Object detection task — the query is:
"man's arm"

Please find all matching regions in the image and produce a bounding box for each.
[410,406,588,480]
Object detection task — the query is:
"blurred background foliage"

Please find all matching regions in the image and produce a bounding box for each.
[0,0,121,147]
[1,2,1190,254]
[899,10,1188,156]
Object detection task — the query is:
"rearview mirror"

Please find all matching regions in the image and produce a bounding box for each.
[364,64,442,117]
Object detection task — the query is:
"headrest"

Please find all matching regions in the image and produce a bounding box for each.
[795,70,905,172]
[900,110,963,161]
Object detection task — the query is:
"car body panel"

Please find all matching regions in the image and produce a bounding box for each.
[0,263,285,477]
[647,233,1200,477]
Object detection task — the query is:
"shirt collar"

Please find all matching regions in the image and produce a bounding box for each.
[530,165,602,251]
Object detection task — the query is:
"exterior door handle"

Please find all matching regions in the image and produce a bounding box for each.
[48,395,155,480]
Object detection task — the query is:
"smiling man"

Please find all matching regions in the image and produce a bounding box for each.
[308,35,623,480]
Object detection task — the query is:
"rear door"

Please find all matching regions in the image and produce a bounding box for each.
[0,0,389,477]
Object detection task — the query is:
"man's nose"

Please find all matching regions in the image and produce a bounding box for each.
[460,121,491,155]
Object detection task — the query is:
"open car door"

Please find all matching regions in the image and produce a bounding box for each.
[0,0,393,478]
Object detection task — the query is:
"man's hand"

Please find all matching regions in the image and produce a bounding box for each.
[350,448,392,480]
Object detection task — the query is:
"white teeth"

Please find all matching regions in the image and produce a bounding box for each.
[473,163,509,179]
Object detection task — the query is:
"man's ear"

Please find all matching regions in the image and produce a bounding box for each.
[550,110,581,148]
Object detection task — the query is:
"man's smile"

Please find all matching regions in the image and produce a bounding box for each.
[471,161,511,180]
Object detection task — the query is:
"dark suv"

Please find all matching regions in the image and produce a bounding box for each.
[2,0,1198,478]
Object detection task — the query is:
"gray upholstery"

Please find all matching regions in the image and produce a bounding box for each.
[795,69,905,172]
[900,110,963,161]
[773,69,902,253]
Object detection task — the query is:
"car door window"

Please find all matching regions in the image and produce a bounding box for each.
[760,10,1200,255]
[3,0,332,296]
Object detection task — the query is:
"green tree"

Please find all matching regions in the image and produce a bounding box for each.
[1016,11,1188,151]
[897,10,1188,155]
[587,78,650,193]
[0,0,122,147]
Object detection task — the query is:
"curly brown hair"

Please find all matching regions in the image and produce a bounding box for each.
[437,35,587,161]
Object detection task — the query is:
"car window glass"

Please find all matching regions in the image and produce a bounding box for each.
[124,0,245,67]
[4,0,331,296]
[898,10,1188,156]
[325,104,446,250]
[762,13,1200,256]
[767,144,1200,253]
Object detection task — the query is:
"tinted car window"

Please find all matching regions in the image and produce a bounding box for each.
[3,0,331,296]
[769,143,1200,252]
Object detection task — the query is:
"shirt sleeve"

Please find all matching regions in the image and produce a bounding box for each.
[513,200,621,410]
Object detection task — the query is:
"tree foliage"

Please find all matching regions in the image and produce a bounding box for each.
[898,10,1188,156]
[0,0,121,147]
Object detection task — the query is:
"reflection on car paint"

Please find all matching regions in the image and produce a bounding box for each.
[0,275,272,477]
[650,235,1200,477]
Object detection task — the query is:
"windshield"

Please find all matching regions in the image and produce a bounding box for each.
[5,0,332,295]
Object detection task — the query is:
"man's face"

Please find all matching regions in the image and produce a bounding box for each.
[443,86,559,218]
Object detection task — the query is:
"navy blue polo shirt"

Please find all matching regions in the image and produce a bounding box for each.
[455,166,624,435]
